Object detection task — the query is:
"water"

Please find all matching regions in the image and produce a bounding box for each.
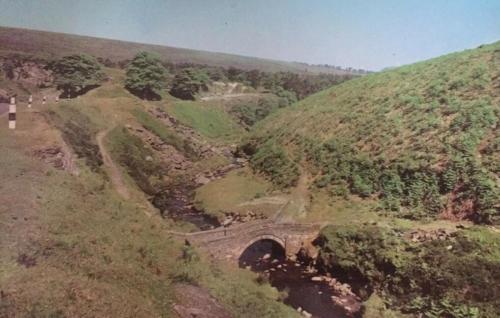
[152,183,220,230]
[239,240,350,318]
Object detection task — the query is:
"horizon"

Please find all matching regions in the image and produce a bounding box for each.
[0,0,499,70]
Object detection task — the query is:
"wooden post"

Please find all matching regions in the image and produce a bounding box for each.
[55,96,59,103]
[8,97,16,129]
[42,96,46,105]
[28,95,33,108]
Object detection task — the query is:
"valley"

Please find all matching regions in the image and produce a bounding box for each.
[0,25,499,318]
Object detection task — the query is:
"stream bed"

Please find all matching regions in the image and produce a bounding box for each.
[239,240,360,318]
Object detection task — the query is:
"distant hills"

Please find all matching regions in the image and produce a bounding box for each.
[0,26,363,75]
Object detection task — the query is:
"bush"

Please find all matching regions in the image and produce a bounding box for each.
[250,140,299,188]
[169,68,210,100]
[316,225,500,316]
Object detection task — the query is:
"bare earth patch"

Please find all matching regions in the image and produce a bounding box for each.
[173,284,232,318]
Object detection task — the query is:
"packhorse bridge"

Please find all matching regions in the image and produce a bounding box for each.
[169,219,323,263]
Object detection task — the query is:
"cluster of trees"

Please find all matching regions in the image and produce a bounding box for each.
[49,54,106,98]
[163,64,355,101]
[124,52,167,100]
[46,51,356,103]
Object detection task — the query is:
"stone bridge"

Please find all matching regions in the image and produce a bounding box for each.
[169,220,323,263]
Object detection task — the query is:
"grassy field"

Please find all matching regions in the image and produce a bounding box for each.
[194,167,272,220]
[166,99,246,142]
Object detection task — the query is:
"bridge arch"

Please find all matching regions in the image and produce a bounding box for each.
[239,234,286,255]
[234,234,286,267]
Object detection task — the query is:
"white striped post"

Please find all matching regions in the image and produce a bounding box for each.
[28,95,33,108]
[8,97,16,129]
[55,96,59,103]
[42,96,46,105]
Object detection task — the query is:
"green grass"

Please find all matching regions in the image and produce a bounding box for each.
[194,168,270,220]
[167,100,246,141]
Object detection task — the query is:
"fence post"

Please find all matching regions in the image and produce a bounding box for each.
[8,97,16,129]
[28,95,33,108]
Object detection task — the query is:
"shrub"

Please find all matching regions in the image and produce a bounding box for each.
[316,225,500,316]
[250,140,299,188]
[169,68,210,100]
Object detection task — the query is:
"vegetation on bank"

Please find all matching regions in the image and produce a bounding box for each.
[316,224,500,317]
[0,128,299,317]
[46,103,104,171]
[246,41,500,224]
[132,108,197,158]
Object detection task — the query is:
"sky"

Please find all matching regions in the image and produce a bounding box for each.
[0,0,499,70]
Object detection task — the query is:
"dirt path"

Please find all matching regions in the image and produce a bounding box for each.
[274,170,312,222]
[200,93,264,101]
[96,128,131,200]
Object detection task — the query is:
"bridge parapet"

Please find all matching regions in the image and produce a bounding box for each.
[168,220,323,263]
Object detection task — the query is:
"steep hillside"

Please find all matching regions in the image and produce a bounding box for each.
[246,41,500,223]
[0,26,355,75]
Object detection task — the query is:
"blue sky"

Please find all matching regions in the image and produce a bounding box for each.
[0,0,499,70]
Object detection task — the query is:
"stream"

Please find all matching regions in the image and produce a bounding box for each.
[239,240,358,318]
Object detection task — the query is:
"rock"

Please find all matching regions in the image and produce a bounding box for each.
[446,245,453,250]
[262,253,271,260]
[145,156,153,161]
[297,307,302,313]
[195,175,211,185]
[0,88,9,103]
[302,310,312,318]
[311,276,323,282]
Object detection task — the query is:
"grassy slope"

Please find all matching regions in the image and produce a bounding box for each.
[249,41,500,222]
[0,73,299,317]
[0,26,351,74]
[166,99,246,142]
[194,167,271,220]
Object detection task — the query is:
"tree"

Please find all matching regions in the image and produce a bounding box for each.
[169,68,210,100]
[51,54,106,98]
[125,52,168,100]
